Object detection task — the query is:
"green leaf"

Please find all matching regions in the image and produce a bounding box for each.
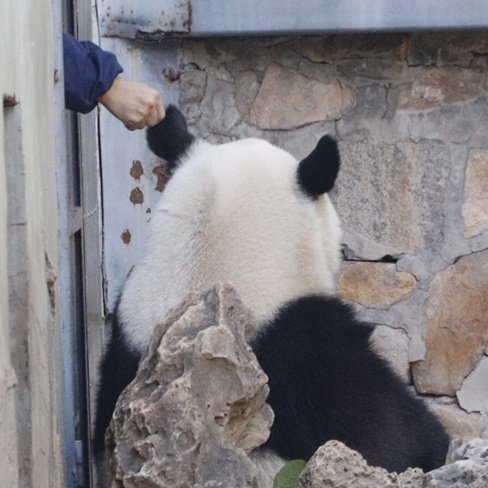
[272,459,307,488]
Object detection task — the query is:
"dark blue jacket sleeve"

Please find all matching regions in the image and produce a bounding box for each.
[63,33,123,114]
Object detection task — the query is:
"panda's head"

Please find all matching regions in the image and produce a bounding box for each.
[119,106,343,350]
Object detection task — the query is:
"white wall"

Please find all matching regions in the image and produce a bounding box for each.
[0,0,64,485]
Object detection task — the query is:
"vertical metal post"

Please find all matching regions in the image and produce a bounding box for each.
[74,1,107,485]
[53,0,80,484]
[55,0,106,485]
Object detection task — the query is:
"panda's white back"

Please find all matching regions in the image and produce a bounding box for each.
[118,137,342,352]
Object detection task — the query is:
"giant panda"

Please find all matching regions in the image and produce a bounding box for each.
[94,105,449,484]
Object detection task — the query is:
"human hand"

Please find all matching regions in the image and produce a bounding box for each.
[98,77,165,130]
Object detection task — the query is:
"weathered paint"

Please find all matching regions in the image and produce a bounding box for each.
[99,0,488,40]
[130,160,144,180]
[0,94,20,488]
[0,0,64,486]
[99,0,192,39]
[99,37,180,311]
[152,162,171,192]
[130,187,145,205]
[3,95,18,108]
[121,229,132,244]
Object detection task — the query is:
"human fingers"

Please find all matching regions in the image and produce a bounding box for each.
[146,105,160,128]
[145,93,165,127]
[125,112,147,130]
[133,115,148,130]
[156,102,166,123]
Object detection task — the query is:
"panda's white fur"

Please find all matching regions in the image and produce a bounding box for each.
[118,138,342,353]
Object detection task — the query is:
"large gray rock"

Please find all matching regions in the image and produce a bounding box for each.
[397,67,485,111]
[297,440,424,488]
[199,76,241,133]
[369,325,411,382]
[250,63,354,129]
[425,397,487,440]
[412,250,488,396]
[425,438,488,487]
[338,262,416,309]
[107,285,273,487]
[457,355,488,414]
[298,439,488,488]
[333,137,452,258]
[407,32,488,67]
[293,34,408,62]
[463,149,488,238]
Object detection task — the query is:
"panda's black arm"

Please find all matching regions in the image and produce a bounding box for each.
[93,315,141,454]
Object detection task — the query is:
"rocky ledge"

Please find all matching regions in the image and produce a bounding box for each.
[298,438,488,488]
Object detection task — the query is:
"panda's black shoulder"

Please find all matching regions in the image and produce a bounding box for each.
[252,295,373,352]
[250,294,449,471]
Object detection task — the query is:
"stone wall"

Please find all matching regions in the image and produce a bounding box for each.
[172,32,488,438]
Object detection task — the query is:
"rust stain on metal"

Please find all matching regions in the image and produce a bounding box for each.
[137,1,191,40]
[102,0,191,40]
[3,95,18,108]
[182,1,193,31]
[135,29,166,41]
[45,252,57,312]
[153,162,171,192]
[163,67,180,82]
[130,187,144,205]
[121,229,132,244]
[130,160,144,180]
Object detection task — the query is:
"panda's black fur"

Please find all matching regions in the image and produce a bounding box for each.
[93,310,140,454]
[252,295,448,472]
[94,105,449,476]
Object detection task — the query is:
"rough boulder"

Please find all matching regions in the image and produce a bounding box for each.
[107,285,273,487]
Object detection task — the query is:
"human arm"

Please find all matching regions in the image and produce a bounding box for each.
[63,32,123,114]
[63,33,165,128]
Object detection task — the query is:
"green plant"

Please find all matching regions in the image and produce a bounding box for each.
[272,459,307,488]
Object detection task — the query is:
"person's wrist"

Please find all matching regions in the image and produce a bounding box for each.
[98,77,121,106]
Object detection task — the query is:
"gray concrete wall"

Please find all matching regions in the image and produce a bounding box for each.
[0,0,64,485]
[101,32,488,441]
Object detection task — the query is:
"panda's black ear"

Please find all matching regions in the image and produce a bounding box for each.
[297,135,340,198]
[146,105,195,170]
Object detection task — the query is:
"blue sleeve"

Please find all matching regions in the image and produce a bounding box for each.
[63,33,123,114]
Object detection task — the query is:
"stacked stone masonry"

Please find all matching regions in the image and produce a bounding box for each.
[166,32,488,439]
